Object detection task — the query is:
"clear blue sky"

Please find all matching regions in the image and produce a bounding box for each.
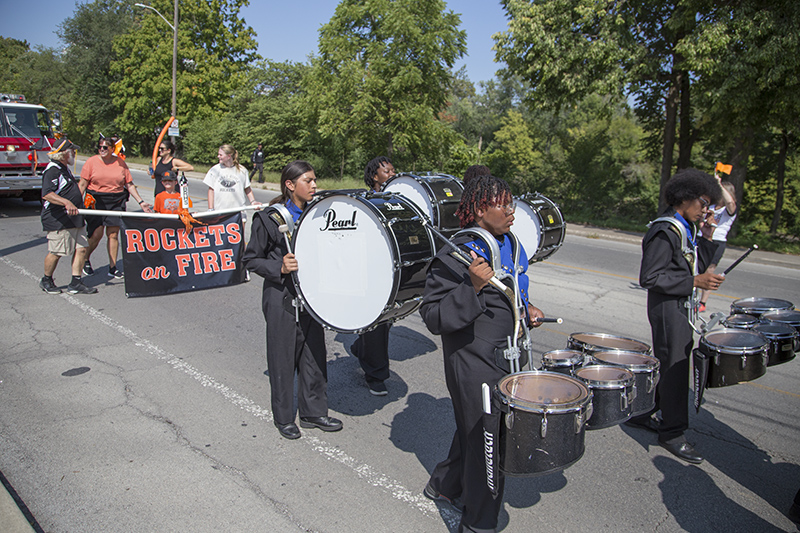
[0,0,509,85]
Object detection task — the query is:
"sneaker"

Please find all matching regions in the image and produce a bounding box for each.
[39,277,61,294]
[108,267,124,279]
[82,261,94,276]
[367,380,388,396]
[423,481,464,512]
[698,303,707,312]
[67,281,98,294]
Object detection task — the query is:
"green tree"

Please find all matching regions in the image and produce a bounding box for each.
[110,0,258,156]
[304,0,467,174]
[0,37,31,91]
[58,0,137,148]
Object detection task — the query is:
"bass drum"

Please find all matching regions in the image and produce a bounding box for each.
[494,371,592,477]
[382,173,464,239]
[292,191,434,333]
[699,328,769,388]
[512,193,566,263]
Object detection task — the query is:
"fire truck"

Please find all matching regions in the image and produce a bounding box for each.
[0,93,63,201]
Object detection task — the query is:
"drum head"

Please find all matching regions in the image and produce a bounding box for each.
[570,333,651,354]
[701,329,768,351]
[575,365,633,385]
[722,314,759,328]
[592,350,658,370]
[761,309,800,328]
[293,193,396,332]
[753,322,797,339]
[383,176,435,222]
[497,372,589,411]
[542,349,583,366]
[512,200,543,258]
[731,297,794,316]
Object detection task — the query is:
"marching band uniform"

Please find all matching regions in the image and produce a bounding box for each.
[243,201,330,429]
[633,208,717,445]
[420,231,530,533]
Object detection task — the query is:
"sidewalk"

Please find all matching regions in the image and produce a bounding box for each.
[0,474,35,533]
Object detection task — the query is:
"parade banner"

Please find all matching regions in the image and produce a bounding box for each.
[120,213,246,297]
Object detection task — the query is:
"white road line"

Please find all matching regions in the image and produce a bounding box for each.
[2,255,460,528]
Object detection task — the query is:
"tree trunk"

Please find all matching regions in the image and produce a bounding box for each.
[658,70,680,212]
[726,128,753,239]
[677,66,692,169]
[770,130,788,233]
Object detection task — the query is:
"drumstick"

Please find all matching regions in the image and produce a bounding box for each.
[533,317,563,324]
[722,244,758,276]
[278,224,292,250]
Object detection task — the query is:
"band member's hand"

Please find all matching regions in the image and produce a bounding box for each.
[528,305,545,327]
[694,271,725,290]
[468,251,493,293]
[141,203,154,213]
[281,253,298,274]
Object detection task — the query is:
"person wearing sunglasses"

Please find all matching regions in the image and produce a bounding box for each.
[80,139,153,279]
[626,168,724,465]
[153,139,194,197]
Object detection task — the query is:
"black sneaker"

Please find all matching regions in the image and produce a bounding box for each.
[108,267,124,279]
[67,281,98,294]
[39,277,61,294]
[82,261,94,276]
[368,380,388,396]
[423,481,464,512]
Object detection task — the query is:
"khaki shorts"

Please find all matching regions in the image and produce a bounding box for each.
[47,227,89,257]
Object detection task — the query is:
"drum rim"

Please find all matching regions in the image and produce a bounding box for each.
[383,173,464,230]
[513,193,566,264]
[292,191,432,333]
[574,365,635,388]
[590,350,660,371]
[568,332,652,354]
[542,349,584,366]
[496,371,592,413]
[700,328,770,354]
[731,297,795,314]
[753,322,798,339]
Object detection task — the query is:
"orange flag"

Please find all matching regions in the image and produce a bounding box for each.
[715,162,732,175]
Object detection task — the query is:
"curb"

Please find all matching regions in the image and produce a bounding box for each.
[0,475,35,533]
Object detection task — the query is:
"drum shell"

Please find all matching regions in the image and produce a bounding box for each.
[567,332,652,356]
[574,366,635,429]
[512,193,566,263]
[730,297,794,318]
[722,314,759,329]
[753,323,797,366]
[700,328,769,388]
[494,371,592,477]
[589,350,660,417]
[540,349,584,376]
[382,174,463,238]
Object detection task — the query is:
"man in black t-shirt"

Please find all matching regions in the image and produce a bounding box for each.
[39,139,97,294]
[249,142,265,183]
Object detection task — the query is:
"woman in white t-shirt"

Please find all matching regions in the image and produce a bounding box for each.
[204,144,261,243]
[699,176,736,312]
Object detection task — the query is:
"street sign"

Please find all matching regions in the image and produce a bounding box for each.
[168,119,179,137]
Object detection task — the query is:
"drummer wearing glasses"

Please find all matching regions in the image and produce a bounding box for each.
[627,168,724,464]
[419,175,545,532]
[350,156,396,396]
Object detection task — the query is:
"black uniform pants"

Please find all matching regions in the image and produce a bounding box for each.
[351,323,391,383]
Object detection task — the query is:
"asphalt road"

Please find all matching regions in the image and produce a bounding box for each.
[1,164,798,532]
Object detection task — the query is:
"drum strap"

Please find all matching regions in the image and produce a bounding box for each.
[649,216,697,275]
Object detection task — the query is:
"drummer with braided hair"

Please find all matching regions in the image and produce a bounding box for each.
[625,168,724,464]
[349,155,396,396]
[420,175,545,532]
[243,160,343,440]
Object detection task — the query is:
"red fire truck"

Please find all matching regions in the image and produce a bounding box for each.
[0,93,63,201]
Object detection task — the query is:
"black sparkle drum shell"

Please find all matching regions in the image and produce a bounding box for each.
[541,349,584,376]
[382,173,464,239]
[753,322,797,366]
[722,314,759,329]
[699,328,769,388]
[589,350,660,417]
[730,297,794,317]
[511,193,566,263]
[567,332,652,356]
[494,371,592,477]
[574,366,636,429]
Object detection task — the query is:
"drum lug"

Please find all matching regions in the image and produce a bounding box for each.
[540,411,547,438]
[620,389,628,411]
[740,354,747,370]
[630,383,638,403]
[505,411,514,430]
[647,373,659,393]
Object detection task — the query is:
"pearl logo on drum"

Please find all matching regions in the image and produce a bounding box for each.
[320,208,358,231]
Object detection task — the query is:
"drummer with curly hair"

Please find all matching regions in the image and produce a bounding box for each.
[420,175,545,532]
[626,168,724,464]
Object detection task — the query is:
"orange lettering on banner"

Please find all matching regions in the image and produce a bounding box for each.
[226,223,242,244]
[219,249,236,271]
[207,224,226,246]
[193,227,210,247]
[176,228,195,249]
[144,228,161,252]
[161,228,176,251]
[175,254,191,276]
[201,251,220,272]
[190,253,203,274]
[125,230,145,252]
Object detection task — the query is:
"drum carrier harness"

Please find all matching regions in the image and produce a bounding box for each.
[265,203,306,323]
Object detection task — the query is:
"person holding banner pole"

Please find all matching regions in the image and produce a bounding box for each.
[243,160,342,440]
[204,144,261,243]
[153,139,193,197]
[698,165,736,312]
